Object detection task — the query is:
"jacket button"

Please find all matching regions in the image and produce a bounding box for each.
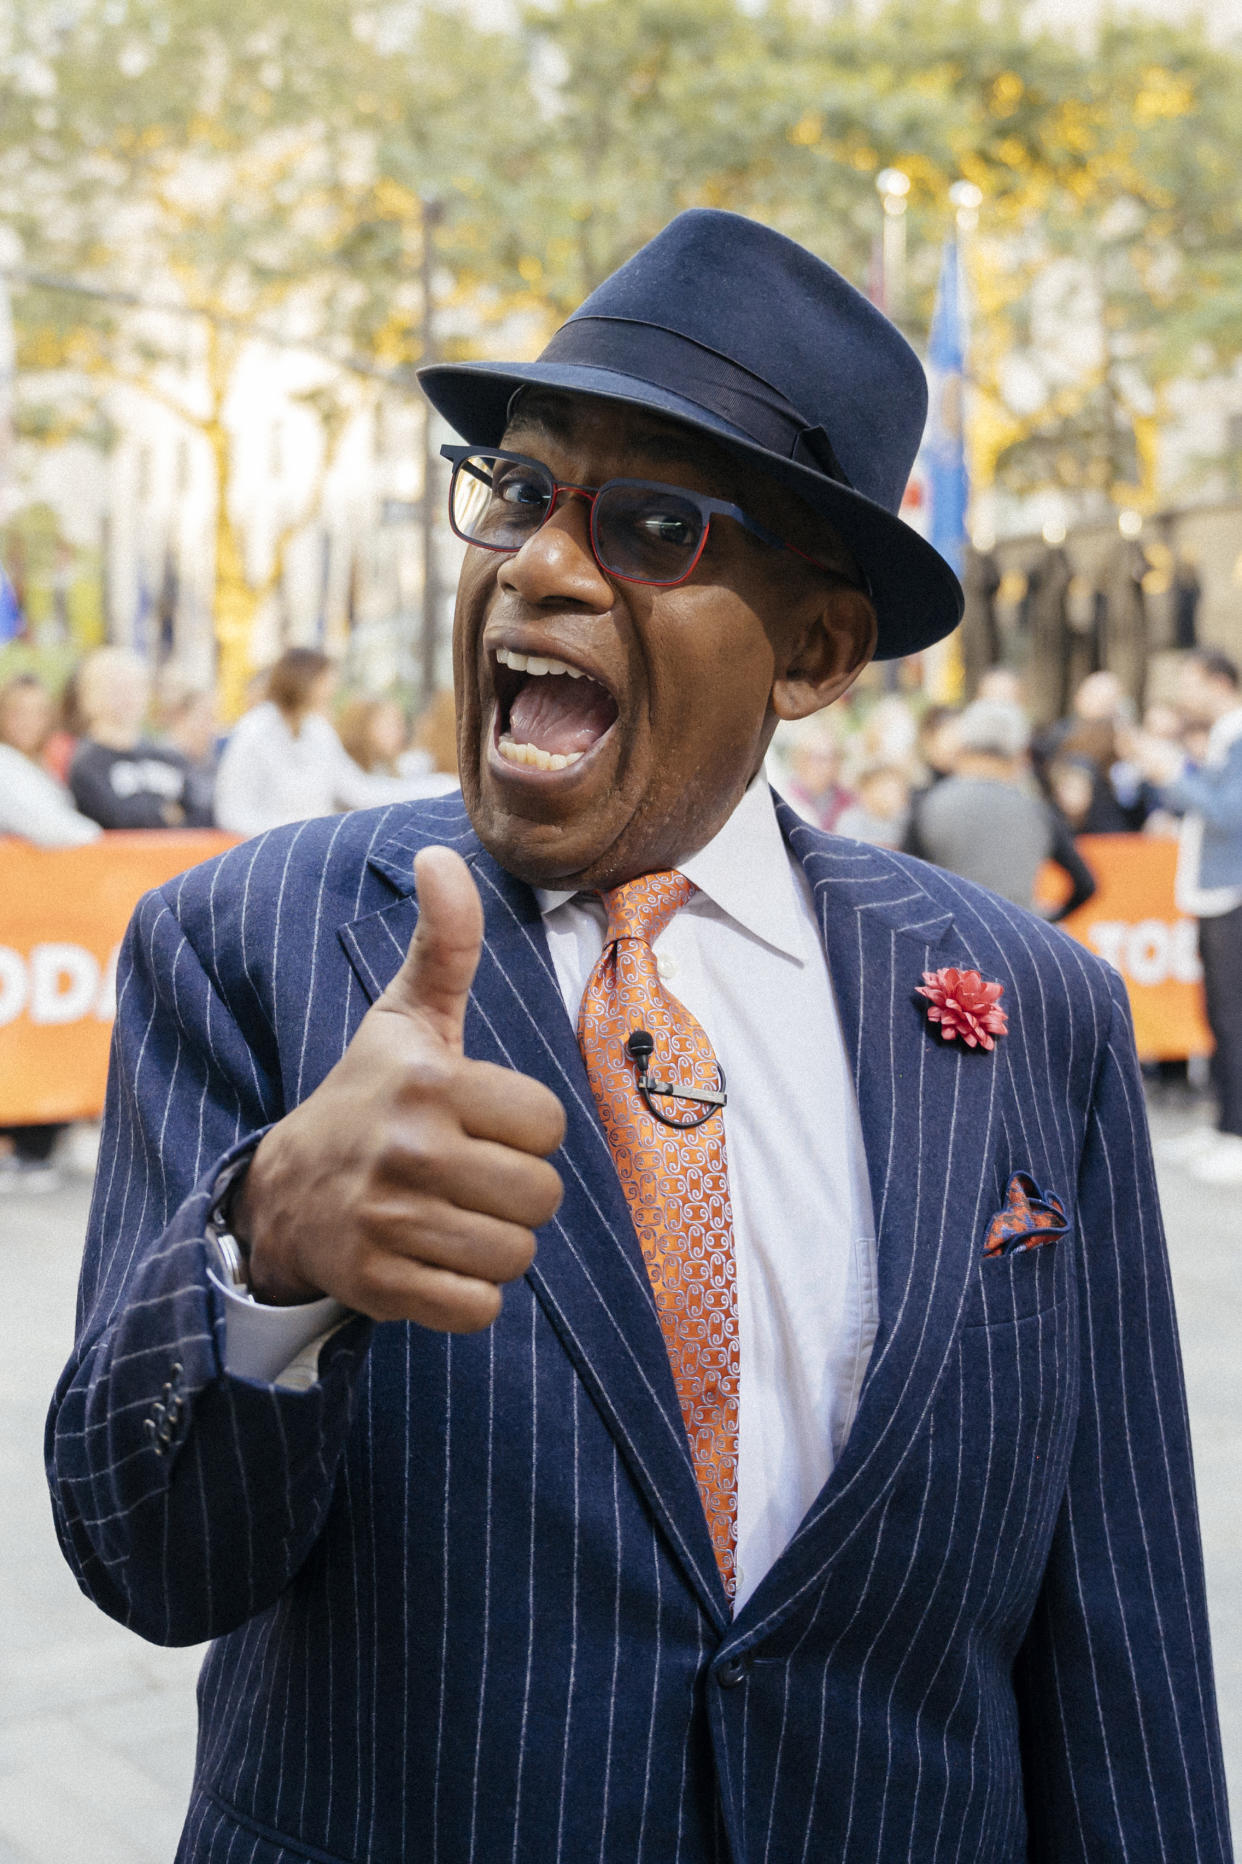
[716,1653,749,1689]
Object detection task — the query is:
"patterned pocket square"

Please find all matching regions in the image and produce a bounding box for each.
[983,1173,1069,1258]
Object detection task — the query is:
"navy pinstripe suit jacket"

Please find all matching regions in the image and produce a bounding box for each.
[47,794,1232,1864]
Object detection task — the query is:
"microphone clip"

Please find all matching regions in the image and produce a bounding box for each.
[625,1028,727,1130]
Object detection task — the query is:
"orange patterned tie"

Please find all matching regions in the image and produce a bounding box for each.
[577,871,739,1596]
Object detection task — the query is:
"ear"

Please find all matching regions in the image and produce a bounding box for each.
[772,588,877,722]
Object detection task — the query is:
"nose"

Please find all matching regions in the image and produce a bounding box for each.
[497,489,615,609]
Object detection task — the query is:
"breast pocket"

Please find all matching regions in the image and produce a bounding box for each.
[960,1231,1066,1329]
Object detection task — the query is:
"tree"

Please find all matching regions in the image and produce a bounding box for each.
[4,0,1242,701]
[0,0,537,711]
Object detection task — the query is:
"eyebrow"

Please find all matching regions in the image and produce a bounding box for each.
[505,402,741,492]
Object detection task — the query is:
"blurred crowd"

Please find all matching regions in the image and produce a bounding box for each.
[0,646,1234,908]
[4,641,1242,1187]
[0,645,459,848]
[772,654,1240,919]
[771,646,1242,1184]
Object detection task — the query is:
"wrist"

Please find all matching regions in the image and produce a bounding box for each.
[229,1132,328,1307]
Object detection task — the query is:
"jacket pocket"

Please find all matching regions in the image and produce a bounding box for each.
[960,1231,1065,1329]
[178,1785,354,1864]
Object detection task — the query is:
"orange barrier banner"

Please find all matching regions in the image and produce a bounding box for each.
[0,832,238,1125]
[1038,834,1211,1062]
[0,827,1212,1127]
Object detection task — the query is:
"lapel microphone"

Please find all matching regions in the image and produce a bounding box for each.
[625,1027,727,1129]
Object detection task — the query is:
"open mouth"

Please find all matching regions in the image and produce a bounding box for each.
[492,645,620,773]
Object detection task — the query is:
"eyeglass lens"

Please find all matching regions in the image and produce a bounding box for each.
[449,452,709,585]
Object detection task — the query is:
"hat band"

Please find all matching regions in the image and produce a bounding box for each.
[539,316,853,489]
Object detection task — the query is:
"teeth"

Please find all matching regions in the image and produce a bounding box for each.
[498,736,585,771]
[496,646,585,679]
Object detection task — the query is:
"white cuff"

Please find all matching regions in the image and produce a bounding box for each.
[209,1269,349,1390]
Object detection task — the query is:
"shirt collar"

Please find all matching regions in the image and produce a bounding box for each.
[534,774,807,964]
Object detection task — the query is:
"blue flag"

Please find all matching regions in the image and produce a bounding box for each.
[0,560,22,643]
[925,237,969,579]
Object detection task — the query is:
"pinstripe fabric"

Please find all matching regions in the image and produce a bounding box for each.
[45,793,1232,1863]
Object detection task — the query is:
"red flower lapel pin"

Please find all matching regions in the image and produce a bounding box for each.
[917,967,1009,1051]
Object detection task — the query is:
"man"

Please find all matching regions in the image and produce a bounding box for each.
[68,645,209,829]
[47,213,1229,1862]
[1137,647,1242,1185]
[914,697,1095,920]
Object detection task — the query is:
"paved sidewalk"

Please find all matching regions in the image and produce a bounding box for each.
[1,1095,1238,1860]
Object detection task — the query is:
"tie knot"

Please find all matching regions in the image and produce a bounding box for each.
[601,870,695,947]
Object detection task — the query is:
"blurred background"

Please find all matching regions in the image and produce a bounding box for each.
[1,0,1241,718]
[1,2,1242,1854]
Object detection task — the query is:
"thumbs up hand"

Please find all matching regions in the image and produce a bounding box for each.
[235,847,566,1331]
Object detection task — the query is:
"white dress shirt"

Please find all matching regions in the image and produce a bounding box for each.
[215,777,878,1611]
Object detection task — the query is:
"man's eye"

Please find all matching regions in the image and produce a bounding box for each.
[495,470,548,510]
[639,512,695,546]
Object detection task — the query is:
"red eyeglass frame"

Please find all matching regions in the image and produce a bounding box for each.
[441,445,866,592]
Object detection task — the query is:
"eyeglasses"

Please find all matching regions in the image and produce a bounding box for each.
[441,444,859,590]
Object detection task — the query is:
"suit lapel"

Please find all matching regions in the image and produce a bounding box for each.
[339,802,730,1628]
[733,805,1007,1631]
[340,798,1009,1635]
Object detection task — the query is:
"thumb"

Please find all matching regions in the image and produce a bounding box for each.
[383,846,484,1051]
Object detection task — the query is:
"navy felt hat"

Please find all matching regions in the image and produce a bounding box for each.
[418,209,963,661]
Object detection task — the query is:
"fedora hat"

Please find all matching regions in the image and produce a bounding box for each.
[418,208,963,660]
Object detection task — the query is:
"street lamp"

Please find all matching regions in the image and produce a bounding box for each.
[876,167,910,323]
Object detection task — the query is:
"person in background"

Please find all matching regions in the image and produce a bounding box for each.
[216,648,366,836]
[68,647,206,830]
[857,691,918,771]
[0,673,100,1192]
[975,665,1024,708]
[157,679,221,827]
[834,761,910,848]
[1134,648,1242,1184]
[40,663,82,784]
[0,672,101,848]
[902,703,961,859]
[916,698,1095,918]
[778,715,856,830]
[1042,670,1151,833]
[1044,753,1095,835]
[407,689,461,784]
[338,694,410,778]
[215,648,415,838]
[340,691,461,805]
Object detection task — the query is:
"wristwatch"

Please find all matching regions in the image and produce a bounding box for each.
[207,1153,258,1299]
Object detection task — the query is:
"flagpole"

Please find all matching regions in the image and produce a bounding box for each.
[922,184,982,705]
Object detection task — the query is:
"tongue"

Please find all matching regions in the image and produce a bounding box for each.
[508,673,617,754]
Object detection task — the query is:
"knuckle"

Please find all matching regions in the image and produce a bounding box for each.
[400,1050,456,1100]
[381,1122,455,1189]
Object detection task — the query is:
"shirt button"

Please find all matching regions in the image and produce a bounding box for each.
[656,952,678,981]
